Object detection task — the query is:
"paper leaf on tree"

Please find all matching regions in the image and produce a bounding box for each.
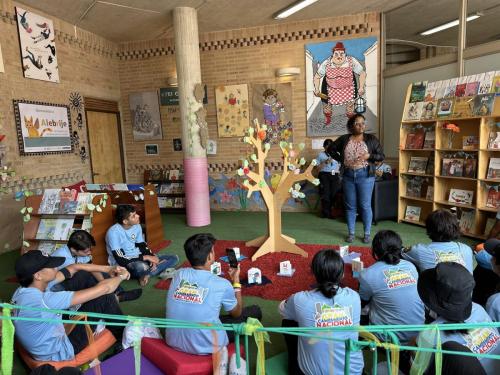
[87,203,96,211]
[20,207,26,214]
[299,143,305,150]
[149,190,155,195]
[312,178,320,186]
[23,214,31,222]
[95,205,102,212]
[27,207,33,213]
[23,241,30,248]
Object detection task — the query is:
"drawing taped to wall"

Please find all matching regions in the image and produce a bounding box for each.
[216,84,250,137]
[15,7,59,83]
[129,91,163,141]
[305,37,378,136]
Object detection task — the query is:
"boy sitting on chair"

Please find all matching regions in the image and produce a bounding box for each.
[106,204,178,286]
[11,250,128,361]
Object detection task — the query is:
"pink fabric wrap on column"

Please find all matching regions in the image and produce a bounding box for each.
[184,157,211,227]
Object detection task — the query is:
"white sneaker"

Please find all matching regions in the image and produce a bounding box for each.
[229,353,247,375]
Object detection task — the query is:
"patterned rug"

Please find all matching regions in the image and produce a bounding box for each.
[154,240,375,301]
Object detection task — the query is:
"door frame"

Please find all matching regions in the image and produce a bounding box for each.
[84,97,126,183]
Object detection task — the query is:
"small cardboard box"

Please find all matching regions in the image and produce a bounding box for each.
[278,260,295,277]
[351,257,364,278]
[248,267,262,284]
[339,245,349,258]
[210,261,222,276]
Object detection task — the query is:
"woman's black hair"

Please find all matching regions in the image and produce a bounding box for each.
[311,249,344,298]
[323,138,333,148]
[425,209,460,242]
[346,114,365,134]
[371,230,403,265]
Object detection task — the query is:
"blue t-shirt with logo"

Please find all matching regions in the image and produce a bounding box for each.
[359,260,424,343]
[420,303,500,374]
[402,241,474,273]
[47,245,92,291]
[281,287,363,375]
[315,151,340,173]
[486,293,500,322]
[165,268,237,354]
[105,223,143,265]
[11,287,75,361]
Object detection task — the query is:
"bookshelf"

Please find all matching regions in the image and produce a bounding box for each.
[144,169,185,212]
[22,193,112,265]
[398,81,500,241]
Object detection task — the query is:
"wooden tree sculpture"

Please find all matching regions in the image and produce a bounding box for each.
[238,119,320,261]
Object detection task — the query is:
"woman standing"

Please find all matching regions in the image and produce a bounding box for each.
[327,114,384,243]
[279,249,363,375]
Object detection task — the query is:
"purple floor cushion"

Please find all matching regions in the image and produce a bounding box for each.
[84,348,164,375]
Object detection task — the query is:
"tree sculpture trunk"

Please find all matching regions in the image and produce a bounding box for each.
[238,119,319,261]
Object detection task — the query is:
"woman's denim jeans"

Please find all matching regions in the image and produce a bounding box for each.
[342,167,375,236]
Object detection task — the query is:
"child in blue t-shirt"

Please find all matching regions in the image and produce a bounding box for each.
[402,209,474,273]
[106,204,179,286]
[359,230,424,344]
[279,249,363,375]
[484,239,500,321]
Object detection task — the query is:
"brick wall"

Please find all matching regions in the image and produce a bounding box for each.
[0,0,120,253]
[118,12,380,183]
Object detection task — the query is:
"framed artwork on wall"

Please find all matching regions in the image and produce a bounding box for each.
[215,84,250,137]
[251,83,293,145]
[305,37,378,136]
[15,7,59,83]
[129,91,163,141]
[145,144,158,155]
[13,100,72,155]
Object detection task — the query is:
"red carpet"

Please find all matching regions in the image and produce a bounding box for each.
[150,240,172,254]
[154,240,375,301]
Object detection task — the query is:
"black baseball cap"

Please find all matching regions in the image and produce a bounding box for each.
[15,250,65,280]
[417,262,475,322]
[484,238,500,257]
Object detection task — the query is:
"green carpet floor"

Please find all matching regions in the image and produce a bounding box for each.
[0,211,476,374]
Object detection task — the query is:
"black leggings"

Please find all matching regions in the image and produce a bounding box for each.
[282,319,305,375]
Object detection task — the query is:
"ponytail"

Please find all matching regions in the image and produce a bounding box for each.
[311,249,344,299]
[318,281,339,299]
[372,230,403,265]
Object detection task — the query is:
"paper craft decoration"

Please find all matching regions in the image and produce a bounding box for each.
[278,261,295,277]
[216,84,250,137]
[210,261,222,276]
[252,83,293,145]
[15,7,59,83]
[248,267,262,284]
[305,37,378,136]
[129,91,163,141]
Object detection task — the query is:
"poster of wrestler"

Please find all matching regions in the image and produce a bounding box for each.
[251,83,293,145]
[306,37,378,136]
[15,7,59,83]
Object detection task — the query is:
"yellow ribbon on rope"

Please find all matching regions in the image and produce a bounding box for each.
[242,318,270,375]
[359,330,400,375]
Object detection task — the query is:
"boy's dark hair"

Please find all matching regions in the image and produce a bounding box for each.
[68,230,96,251]
[184,233,216,267]
[323,138,333,148]
[346,114,365,133]
[116,204,136,225]
[372,230,402,265]
[18,275,34,288]
[311,249,344,299]
[426,209,460,242]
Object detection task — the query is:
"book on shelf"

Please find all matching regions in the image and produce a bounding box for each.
[406,178,424,198]
[59,201,78,214]
[159,184,173,194]
[158,196,169,208]
[38,189,62,214]
[405,130,425,149]
[85,183,101,191]
[150,169,162,181]
[492,74,500,94]
[472,94,495,116]
[448,189,474,205]
[458,209,475,233]
[424,81,437,102]
[425,155,435,175]
[454,83,467,97]
[484,217,496,236]
[462,136,479,150]
[486,186,500,208]
[112,183,129,191]
[169,170,180,181]
[408,157,428,174]
[487,158,500,179]
[425,185,434,200]
[174,197,185,208]
[478,71,495,94]
[75,193,93,214]
[405,205,421,221]
[421,101,437,120]
[435,80,446,100]
[409,82,427,103]
[488,131,500,149]
[423,131,435,149]
[404,102,423,121]
[81,217,92,232]
[452,96,474,118]
[437,98,453,117]
[465,80,479,96]
[35,218,75,240]
[462,158,477,178]
[441,158,464,177]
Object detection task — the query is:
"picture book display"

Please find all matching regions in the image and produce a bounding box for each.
[484,217,496,235]
[452,96,474,118]
[407,157,428,174]
[406,177,424,198]
[425,185,434,200]
[405,130,425,149]
[405,205,421,221]
[458,210,475,234]
[437,98,453,117]
[35,218,75,240]
[423,131,435,149]
[448,189,474,205]
[472,94,495,116]
[421,101,437,120]
[409,82,427,103]
[38,189,62,214]
[488,131,500,149]
[487,158,500,179]
[462,158,477,178]
[405,102,423,121]
[486,186,500,209]
[462,136,479,151]
[441,158,464,177]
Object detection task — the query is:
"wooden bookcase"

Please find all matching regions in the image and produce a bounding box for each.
[398,85,500,240]
[22,194,112,265]
[144,170,185,212]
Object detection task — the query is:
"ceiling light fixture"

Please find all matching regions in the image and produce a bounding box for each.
[274,0,319,20]
[276,67,301,77]
[420,13,481,36]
